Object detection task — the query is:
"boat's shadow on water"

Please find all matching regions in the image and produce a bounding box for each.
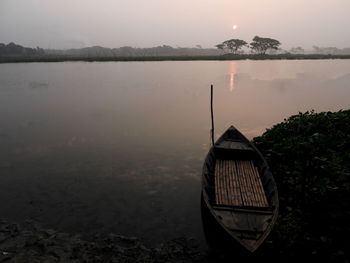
[201,194,280,263]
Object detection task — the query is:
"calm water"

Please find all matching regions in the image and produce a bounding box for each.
[0,60,350,244]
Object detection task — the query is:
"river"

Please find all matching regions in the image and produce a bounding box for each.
[0,60,349,245]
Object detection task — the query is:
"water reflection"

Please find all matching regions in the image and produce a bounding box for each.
[229,62,236,92]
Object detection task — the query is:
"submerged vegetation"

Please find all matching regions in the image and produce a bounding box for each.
[253,110,350,261]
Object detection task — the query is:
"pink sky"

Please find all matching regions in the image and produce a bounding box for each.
[1,0,349,49]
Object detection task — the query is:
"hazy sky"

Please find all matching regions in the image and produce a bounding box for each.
[1,0,349,49]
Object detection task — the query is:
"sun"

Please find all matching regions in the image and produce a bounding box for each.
[233,25,237,30]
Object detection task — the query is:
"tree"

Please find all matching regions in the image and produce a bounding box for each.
[215,39,247,54]
[312,46,339,55]
[215,43,225,52]
[250,36,281,55]
[290,46,305,54]
[223,39,247,54]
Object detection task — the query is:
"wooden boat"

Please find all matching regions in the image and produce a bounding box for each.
[201,125,279,252]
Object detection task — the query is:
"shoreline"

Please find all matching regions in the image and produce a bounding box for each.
[1,54,350,63]
[0,219,205,262]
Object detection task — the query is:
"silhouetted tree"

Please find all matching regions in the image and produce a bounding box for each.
[216,39,247,54]
[250,36,281,55]
[0,42,46,57]
[215,43,225,52]
[223,39,247,54]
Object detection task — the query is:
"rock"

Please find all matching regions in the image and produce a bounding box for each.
[0,233,9,243]
[187,237,199,249]
[7,223,20,237]
[0,253,12,262]
[45,229,56,237]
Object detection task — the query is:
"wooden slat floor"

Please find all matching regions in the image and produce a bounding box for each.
[215,159,269,207]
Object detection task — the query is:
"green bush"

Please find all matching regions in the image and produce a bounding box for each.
[253,110,350,261]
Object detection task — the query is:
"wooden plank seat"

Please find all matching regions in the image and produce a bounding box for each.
[215,140,253,151]
[215,159,269,207]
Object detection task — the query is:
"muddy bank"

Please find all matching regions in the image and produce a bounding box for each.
[0,219,205,263]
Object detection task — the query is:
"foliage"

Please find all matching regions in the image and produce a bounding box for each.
[216,39,247,54]
[290,46,305,54]
[253,110,350,261]
[250,36,281,55]
[0,42,44,57]
[215,44,225,52]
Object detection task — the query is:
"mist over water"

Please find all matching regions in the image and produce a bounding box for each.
[0,60,350,244]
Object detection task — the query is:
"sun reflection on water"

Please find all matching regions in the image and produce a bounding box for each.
[229,62,236,92]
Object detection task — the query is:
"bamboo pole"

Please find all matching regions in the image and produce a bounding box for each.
[210,84,214,146]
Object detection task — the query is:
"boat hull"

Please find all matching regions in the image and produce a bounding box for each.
[201,126,279,252]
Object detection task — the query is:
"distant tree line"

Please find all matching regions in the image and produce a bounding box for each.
[0,43,223,57]
[0,42,44,57]
[2,41,350,58]
[46,45,220,57]
[309,46,350,55]
[216,36,281,55]
[216,36,350,56]
[288,46,350,55]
